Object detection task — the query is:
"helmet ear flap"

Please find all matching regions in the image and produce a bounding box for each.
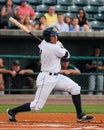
[44,35,51,42]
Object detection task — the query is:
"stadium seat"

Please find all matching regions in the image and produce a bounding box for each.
[43,0,57,5]
[13,0,20,5]
[86,13,95,21]
[36,5,48,13]
[35,12,43,20]
[99,6,104,14]
[73,0,88,6]
[64,12,77,18]
[0,0,5,4]
[58,0,73,6]
[90,20,104,30]
[55,5,68,13]
[29,0,42,5]
[0,4,3,11]
[83,5,98,13]
[88,0,103,6]
[94,13,104,21]
[68,5,83,13]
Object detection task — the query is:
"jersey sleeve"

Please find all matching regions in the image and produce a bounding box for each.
[55,45,70,58]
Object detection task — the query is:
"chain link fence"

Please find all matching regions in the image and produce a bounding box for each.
[0,55,104,95]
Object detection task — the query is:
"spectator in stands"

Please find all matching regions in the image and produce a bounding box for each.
[60,58,81,75]
[14,0,36,25]
[64,15,72,28]
[85,45,104,95]
[54,13,69,32]
[69,17,81,32]
[35,15,48,30]
[0,58,16,95]
[44,6,58,26]
[78,9,90,32]
[10,60,34,94]
[25,58,41,73]
[0,0,15,29]
[22,16,34,30]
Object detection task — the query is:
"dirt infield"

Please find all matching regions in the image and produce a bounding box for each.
[0,113,104,130]
[0,95,104,130]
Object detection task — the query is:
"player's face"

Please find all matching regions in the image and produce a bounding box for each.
[50,35,58,44]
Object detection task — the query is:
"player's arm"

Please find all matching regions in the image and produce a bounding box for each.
[55,44,70,59]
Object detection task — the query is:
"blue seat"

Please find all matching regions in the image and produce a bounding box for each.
[55,5,68,13]
[35,12,43,20]
[73,0,88,6]
[29,0,42,5]
[13,0,20,5]
[58,0,73,6]
[83,5,98,13]
[86,13,95,21]
[0,0,5,4]
[99,6,104,14]
[36,5,48,13]
[94,13,104,21]
[43,0,57,5]
[88,0,103,6]
[68,5,83,13]
[90,20,104,30]
[64,12,77,18]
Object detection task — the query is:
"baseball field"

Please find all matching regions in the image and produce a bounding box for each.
[0,95,104,130]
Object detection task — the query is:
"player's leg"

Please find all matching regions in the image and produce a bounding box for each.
[55,74,82,115]
[55,74,94,122]
[7,73,58,122]
[88,75,95,95]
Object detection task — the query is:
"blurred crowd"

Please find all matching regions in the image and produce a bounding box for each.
[0,0,90,32]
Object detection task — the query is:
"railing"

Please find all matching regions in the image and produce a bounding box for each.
[0,55,104,95]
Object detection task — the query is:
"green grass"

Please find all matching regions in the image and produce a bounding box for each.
[0,104,104,113]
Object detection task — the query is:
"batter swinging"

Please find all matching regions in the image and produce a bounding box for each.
[7,26,94,122]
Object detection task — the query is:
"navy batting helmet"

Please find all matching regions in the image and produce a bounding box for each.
[43,26,59,42]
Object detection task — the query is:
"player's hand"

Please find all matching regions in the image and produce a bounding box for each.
[57,41,64,48]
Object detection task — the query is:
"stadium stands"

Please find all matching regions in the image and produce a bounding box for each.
[83,5,98,13]
[55,5,68,13]
[94,13,104,21]
[29,0,42,5]
[90,20,104,30]
[13,0,20,5]
[73,0,88,6]
[88,0,103,6]
[58,0,73,6]
[36,5,48,13]
[0,0,104,30]
[43,0,57,5]
[68,5,83,13]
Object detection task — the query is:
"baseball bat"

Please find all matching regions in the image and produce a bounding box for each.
[9,17,42,42]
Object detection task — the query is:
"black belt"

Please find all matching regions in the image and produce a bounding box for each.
[49,72,58,76]
[40,71,58,76]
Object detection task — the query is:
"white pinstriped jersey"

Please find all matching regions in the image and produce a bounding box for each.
[38,40,70,73]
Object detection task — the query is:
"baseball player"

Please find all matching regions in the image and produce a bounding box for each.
[7,26,94,122]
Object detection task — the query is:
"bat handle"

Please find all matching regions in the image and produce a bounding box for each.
[29,32,42,42]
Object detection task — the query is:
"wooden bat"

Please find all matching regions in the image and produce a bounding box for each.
[9,17,42,42]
